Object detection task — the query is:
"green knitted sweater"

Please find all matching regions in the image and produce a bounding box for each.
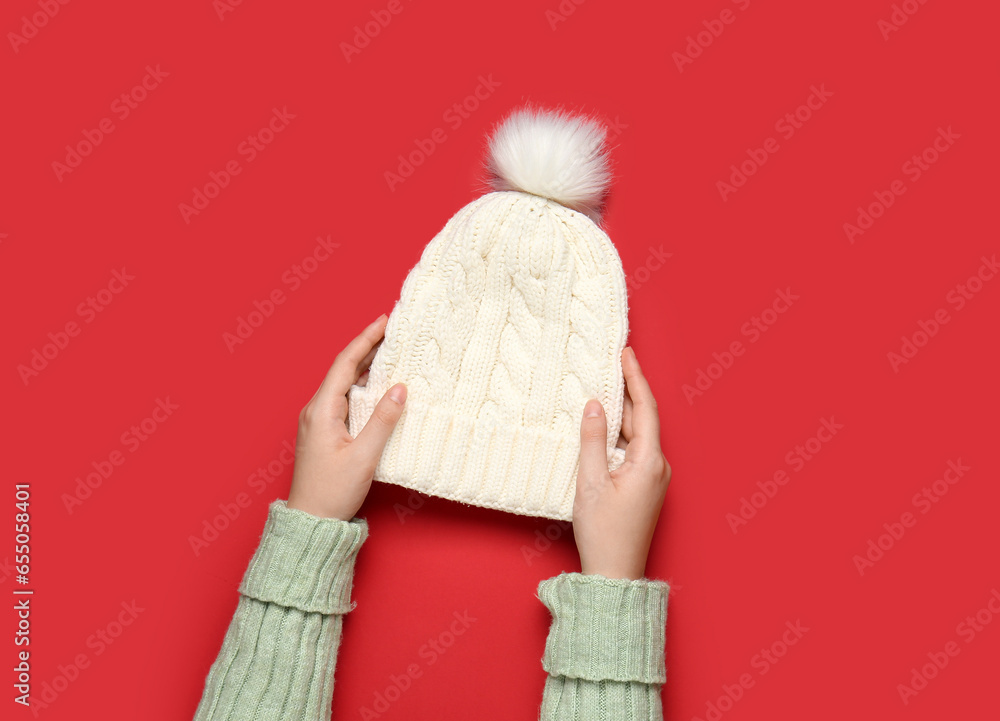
[192,500,669,720]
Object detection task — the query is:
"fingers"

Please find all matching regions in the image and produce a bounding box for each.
[578,399,611,483]
[621,347,661,460]
[315,315,388,410]
[615,364,634,450]
[620,377,634,443]
[356,338,382,378]
[334,337,382,420]
[350,383,407,469]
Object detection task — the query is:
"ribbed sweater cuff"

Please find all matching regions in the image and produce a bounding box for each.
[538,573,669,685]
[238,499,368,615]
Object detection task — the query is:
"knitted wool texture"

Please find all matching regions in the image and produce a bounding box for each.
[192,500,670,720]
[347,108,628,521]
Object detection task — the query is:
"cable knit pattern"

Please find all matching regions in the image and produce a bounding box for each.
[347,189,628,521]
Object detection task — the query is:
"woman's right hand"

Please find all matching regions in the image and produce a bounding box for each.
[572,347,670,580]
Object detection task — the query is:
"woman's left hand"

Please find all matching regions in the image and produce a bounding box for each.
[287,314,407,520]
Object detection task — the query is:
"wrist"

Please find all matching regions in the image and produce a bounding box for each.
[581,560,646,581]
[286,492,352,521]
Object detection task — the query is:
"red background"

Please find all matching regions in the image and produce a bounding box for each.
[2,0,998,719]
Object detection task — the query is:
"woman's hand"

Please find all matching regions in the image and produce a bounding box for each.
[573,347,670,580]
[287,314,407,521]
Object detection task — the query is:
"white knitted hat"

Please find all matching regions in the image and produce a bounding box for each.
[347,106,628,521]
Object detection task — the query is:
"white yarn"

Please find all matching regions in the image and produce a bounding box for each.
[486,107,612,223]
[347,107,628,522]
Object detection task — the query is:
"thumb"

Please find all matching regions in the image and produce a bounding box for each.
[578,399,611,485]
[352,383,407,469]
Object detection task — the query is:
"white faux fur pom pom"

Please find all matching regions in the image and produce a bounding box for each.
[486,107,611,223]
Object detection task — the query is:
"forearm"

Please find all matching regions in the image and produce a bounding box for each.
[538,573,669,721]
[192,500,367,721]
[192,596,344,721]
[540,677,663,719]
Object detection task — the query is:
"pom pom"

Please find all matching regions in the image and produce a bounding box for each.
[486,106,612,222]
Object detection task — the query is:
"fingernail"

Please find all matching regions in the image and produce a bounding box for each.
[374,313,387,324]
[585,399,602,417]
[388,384,406,404]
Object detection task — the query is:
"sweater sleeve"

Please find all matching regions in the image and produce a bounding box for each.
[537,573,669,721]
[191,499,368,721]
